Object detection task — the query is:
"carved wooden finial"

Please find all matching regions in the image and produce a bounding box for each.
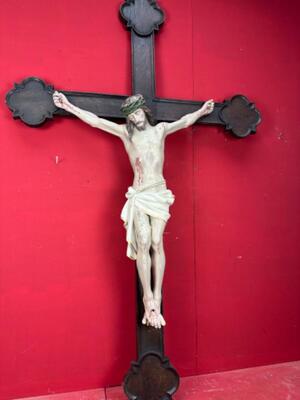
[124,352,179,400]
[120,0,165,36]
[219,95,261,137]
[6,77,56,126]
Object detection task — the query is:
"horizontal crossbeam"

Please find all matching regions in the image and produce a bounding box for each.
[152,97,223,123]
[6,77,260,138]
[152,96,261,137]
[55,91,127,119]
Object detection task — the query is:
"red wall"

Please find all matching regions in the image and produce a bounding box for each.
[1,1,300,399]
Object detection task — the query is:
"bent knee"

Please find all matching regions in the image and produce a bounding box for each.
[151,238,163,253]
[137,236,151,253]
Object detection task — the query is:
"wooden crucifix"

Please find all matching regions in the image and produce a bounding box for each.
[6,1,261,399]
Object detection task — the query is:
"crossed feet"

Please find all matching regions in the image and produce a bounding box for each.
[142,295,166,329]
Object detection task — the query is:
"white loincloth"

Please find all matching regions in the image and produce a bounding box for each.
[120,180,175,260]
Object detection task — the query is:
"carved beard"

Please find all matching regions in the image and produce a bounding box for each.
[134,120,147,131]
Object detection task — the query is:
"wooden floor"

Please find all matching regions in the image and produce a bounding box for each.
[19,361,300,400]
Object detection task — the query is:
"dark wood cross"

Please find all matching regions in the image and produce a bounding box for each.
[6,1,261,399]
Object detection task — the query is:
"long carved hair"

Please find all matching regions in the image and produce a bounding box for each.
[126,105,156,139]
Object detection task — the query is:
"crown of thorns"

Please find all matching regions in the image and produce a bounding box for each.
[120,94,146,116]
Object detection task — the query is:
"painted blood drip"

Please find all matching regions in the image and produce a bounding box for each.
[135,157,143,186]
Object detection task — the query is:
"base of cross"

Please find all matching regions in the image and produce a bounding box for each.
[123,276,179,400]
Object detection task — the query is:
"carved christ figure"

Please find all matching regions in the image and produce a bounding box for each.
[53,92,214,329]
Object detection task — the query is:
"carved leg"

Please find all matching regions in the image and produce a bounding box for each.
[150,217,167,328]
[134,210,158,327]
[124,215,179,399]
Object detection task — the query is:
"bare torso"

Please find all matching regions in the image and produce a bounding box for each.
[123,123,166,189]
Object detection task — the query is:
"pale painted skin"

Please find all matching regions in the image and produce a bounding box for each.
[53,91,214,329]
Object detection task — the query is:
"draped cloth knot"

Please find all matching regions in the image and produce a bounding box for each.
[121,180,175,260]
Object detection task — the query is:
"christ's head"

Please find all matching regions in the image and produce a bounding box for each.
[128,107,147,131]
[121,94,156,137]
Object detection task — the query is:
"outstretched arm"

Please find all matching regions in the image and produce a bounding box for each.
[163,99,214,136]
[53,91,125,138]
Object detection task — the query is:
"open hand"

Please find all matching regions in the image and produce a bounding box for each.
[201,99,214,115]
[53,91,70,110]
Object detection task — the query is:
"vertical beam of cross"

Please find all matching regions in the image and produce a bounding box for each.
[121,0,163,99]
[131,33,156,99]
[121,4,181,399]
